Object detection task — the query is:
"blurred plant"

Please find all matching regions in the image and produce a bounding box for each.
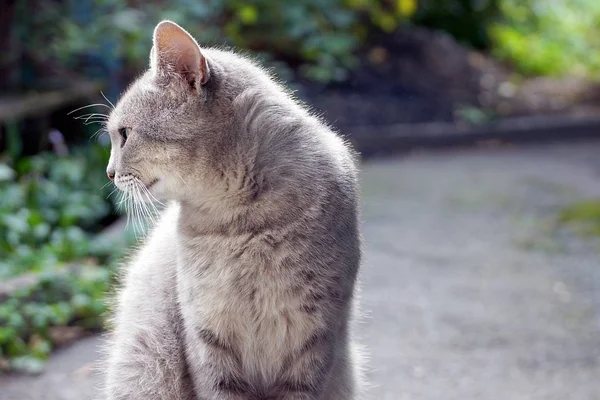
[0,253,127,373]
[456,105,497,124]
[0,139,133,372]
[14,0,415,84]
[11,0,600,88]
[0,143,115,278]
[558,200,600,237]
[489,0,600,78]
[413,0,500,49]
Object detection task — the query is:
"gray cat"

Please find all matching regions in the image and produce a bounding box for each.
[103,20,364,400]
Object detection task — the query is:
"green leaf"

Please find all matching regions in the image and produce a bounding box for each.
[2,211,30,234]
[0,164,15,182]
[30,338,52,359]
[238,5,258,24]
[10,355,46,374]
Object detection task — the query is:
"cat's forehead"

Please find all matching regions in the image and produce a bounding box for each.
[121,76,162,110]
[107,76,162,130]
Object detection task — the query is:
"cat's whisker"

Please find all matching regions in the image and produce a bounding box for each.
[73,116,108,126]
[83,114,109,124]
[140,185,160,227]
[78,118,108,125]
[129,186,140,236]
[133,184,150,224]
[122,190,130,209]
[102,180,115,191]
[133,185,149,236]
[129,177,165,221]
[138,198,153,233]
[77,116,108,122]
[74,117,106,123]
[131,200,141,238]
[67,103,112,116]
[84,121,107,127]
[91,128,108,141]
[118,191,131,232]
[107,190,121,204]
[139,186,161,225]
[100,91,116,109]
[123,191,131,210]
[127,192,136,235]
[146,195,162,218]
[84,120,108,127]
[174,171,190,190]
[142,183,166,207]
[137,185,153,212]
[73,112,108,119]
[116,194,129,206]
[144,206,158,228]
[131,195,141,237]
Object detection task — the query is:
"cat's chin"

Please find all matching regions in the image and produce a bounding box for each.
[145,179,169,201]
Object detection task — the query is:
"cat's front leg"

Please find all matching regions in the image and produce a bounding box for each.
[184,327,252,400]
[273,394,315,400]
[105,328,196,400]
[268,331,339,400]
[269,389,319,400]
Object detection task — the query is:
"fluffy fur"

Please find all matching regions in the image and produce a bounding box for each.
[102,21,364,400]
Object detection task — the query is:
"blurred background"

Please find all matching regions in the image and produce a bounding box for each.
[1,0,600,399]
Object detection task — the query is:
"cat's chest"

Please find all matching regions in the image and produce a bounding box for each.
[176,238,318,369]
[177,244,300,321]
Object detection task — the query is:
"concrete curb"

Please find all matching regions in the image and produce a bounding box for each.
[348,115,600,157]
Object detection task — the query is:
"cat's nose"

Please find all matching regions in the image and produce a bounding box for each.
[107,170,115,181]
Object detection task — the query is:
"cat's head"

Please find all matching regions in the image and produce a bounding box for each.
[105,21,233,202]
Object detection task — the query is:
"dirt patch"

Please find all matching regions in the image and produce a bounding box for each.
[296,27,600,129]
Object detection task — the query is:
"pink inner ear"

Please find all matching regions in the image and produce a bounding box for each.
[154,22,203,81]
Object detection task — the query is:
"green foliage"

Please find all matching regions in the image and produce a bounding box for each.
[558,200,600,237]
[13,0,600,86]
[414,0,500,49]
[0,145,115,278]
[0,143,129,371]
[490,0,600,78]
[19,0,411,84]
[0,263,119,373]
[456,105,497,124]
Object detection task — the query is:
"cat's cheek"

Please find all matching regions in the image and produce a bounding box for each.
[148,179,169,200]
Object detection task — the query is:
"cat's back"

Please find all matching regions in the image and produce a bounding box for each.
[203,47,359,182]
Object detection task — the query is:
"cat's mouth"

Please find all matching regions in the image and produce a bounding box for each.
[114,174,160,195]
[146,178,159,189]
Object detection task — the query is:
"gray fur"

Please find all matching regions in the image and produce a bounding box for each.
[103,21,364,400]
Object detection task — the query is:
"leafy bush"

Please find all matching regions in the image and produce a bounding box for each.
[12,0,600,89]
[0,141,132,372]
[489,0,600,78]
[0,145,115,278]
[17,0,414,84]
[413,0,500,49]
[0,264,116,373]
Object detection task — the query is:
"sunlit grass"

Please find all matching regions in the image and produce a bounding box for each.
[558,200,600,237]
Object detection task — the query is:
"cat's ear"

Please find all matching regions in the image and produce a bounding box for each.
[150,20,210,89]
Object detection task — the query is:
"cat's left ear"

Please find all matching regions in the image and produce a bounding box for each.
[150,20,210,89]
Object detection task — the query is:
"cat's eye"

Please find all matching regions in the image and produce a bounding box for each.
[118,127,131,147]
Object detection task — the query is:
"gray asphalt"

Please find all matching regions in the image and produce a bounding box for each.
[2,140,600,400]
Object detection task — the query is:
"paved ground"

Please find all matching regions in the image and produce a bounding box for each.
[2,141,600,400]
